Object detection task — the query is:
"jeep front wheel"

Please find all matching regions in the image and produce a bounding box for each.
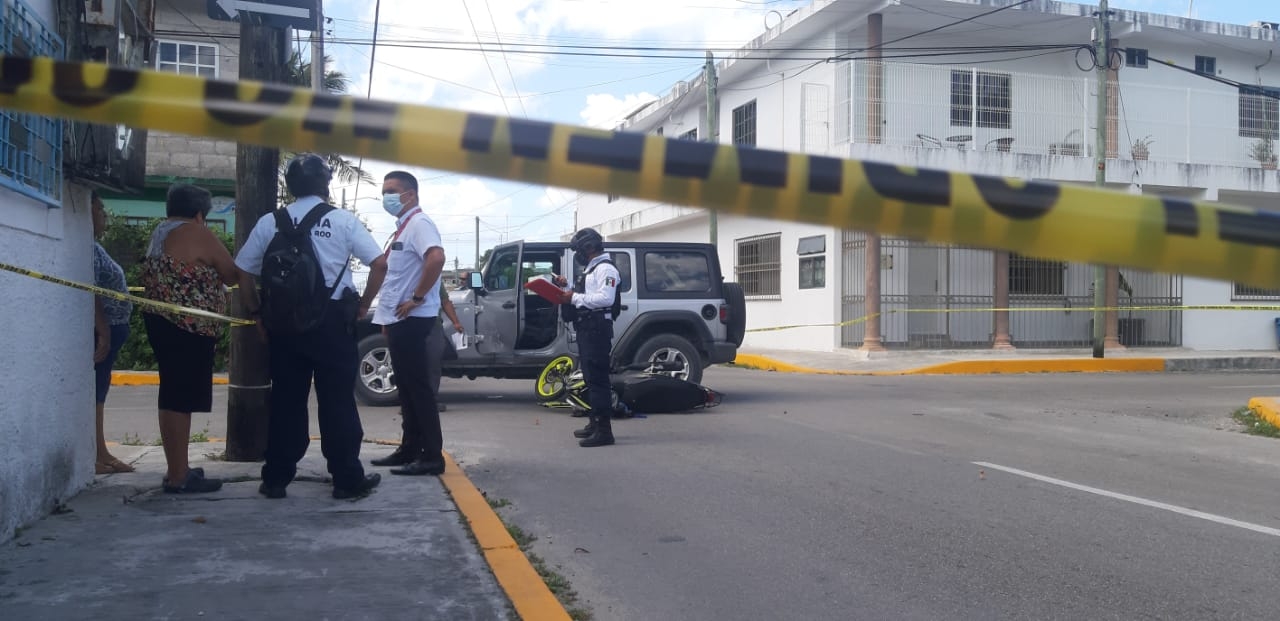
[633,334,702,385]
[356,334,400,407]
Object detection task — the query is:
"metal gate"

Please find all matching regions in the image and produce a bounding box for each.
[840,234,1182,349]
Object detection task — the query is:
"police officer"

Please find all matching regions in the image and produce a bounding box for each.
[235,153,389,500]
[557,228,620,447]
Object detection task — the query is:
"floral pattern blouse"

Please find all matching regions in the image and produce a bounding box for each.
[139,223,226,338]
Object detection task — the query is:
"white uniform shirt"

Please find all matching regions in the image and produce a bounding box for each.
[372,208,444,326]
[573,254,620,311]
[235,196,383,300]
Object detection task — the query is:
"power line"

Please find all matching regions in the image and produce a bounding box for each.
[460,0,512,118]
[483,0,528,118]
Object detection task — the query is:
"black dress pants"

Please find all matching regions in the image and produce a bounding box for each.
[386,316,443,464]
[262,302,366,490]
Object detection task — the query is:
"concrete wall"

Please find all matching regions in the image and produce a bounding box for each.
[146,0,239,180]
[0,180,97,541]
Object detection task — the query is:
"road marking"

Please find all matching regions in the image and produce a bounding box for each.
[974,461,1280,538]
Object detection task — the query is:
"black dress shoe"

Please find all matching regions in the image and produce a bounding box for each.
[333,473,382,500]
[390,459,446,476]
[258,482,287,499]
[370,447,418,467]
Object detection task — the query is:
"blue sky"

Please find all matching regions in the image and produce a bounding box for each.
[316,0,1276,271]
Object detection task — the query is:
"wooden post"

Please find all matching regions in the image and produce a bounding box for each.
[226,20,286,462]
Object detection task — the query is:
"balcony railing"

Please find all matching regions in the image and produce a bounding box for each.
[836,60,1273,170]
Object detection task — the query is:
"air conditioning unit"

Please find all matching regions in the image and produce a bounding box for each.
[1252,21,1280,31]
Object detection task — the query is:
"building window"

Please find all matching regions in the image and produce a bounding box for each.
[736,233,780,298]
[1238,85,1280,139]
[156,40,218,78]
[1195,55,1216,76]
[950,70,1011,129]
[1125,48,1148,68]
[679,128,697,141]
[1008,254,1064,296]
[1233,283,1280,300]
[0,0,64,206]
[732,100,757,146]
[797,235,825,290]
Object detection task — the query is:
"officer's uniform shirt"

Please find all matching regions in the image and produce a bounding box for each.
[235,195,382,299]
[573,254,620,313]
[372,207,444,326]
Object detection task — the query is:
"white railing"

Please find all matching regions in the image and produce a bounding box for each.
[841,60,1270,169]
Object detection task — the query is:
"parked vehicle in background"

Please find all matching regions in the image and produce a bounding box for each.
[354,240,746,407]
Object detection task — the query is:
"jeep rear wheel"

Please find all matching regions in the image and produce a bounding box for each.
[633,334,702,385]
[356,334,400,407]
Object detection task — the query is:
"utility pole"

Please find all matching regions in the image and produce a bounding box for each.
[475,216,480,271]
[310,0,324,91]
[227,19,288,460]
[1090,0,1111,359]
[704,51,718,246]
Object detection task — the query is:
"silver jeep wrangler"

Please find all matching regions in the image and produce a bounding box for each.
[354,240,746,406]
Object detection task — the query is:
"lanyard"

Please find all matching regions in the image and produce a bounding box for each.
[383,208,422,256]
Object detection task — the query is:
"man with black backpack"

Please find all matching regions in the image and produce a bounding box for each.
[234,153,388,500]
[554,227,621,447]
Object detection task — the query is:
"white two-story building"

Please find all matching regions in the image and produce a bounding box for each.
[575,0,1280,353]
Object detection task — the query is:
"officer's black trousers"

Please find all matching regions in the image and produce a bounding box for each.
[262,302,367,490]
[386,316,443,463]
[576,314,614,422]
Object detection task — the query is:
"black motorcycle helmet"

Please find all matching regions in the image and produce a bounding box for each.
[569,227,604,266]
[284,153,333,199]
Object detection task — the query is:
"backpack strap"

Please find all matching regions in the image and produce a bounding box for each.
[280,203,349,300]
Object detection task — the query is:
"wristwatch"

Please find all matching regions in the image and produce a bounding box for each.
[412,294,425,303]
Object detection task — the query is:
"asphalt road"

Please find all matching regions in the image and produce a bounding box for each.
[104,369,1280,620]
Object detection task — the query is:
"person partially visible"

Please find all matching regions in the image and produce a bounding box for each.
[429,281,464,412]
[91,191,135,474]
[235,153,388,500]
[368,170,448,475]
[555,228,620,448]
[140,184,239,493]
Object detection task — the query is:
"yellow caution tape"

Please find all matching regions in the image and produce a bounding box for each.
[746,305,1280,333]
[0,261,254,326]
[2,57,1280,288]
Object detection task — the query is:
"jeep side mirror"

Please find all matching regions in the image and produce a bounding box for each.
[470,272,484,290]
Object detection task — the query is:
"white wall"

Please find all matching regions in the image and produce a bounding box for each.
[0,181,96,541]
[1182,277,1276,350]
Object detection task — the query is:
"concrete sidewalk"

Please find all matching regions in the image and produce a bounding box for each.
[731,347,1280,375]
[0,442,568,621]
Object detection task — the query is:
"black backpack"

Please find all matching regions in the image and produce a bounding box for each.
[561,259,622,323]
[260,204,347,334]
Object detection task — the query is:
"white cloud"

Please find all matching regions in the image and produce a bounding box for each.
[579,92,658,128]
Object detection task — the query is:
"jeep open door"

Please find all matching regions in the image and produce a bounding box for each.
[474,241,523,358]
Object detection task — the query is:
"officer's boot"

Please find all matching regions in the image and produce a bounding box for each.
[578,415,615,447]
[573,418,597,439]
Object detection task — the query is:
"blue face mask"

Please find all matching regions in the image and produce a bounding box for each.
[382,192,405,217]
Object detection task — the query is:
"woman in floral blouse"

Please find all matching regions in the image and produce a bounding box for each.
[91,192,135,474]
[140,184,239,494]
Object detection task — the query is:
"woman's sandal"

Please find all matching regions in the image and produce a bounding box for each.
[96,456,136,474]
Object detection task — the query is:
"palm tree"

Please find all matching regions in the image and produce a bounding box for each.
[278,51,371,204]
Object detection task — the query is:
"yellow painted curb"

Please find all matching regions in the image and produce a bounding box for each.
[906,358,1167,375]
[112,371,228,386]
[1246,397,1280,429]
[729,354,1166,376]
[438,449,572,621]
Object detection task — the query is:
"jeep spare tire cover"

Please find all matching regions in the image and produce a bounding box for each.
[722,282,746,347]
